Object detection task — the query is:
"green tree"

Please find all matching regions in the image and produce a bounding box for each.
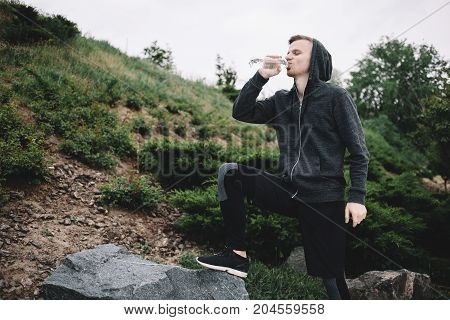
[411,86,450,190]
[143,40,174,70]
[215,54,239,101]
[346,36,449,133]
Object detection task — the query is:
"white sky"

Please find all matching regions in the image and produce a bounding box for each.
[23,0,450,97]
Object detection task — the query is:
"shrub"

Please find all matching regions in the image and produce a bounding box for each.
[131,116,150,136]
[59,124,136,169]
[102,78,123,107]
[138,138,280,189]
[367,158,387,182]
[125,94,143,110]
[0,1,80,45]
[170,185,226,242]
[173,118,187,138]
[363,115,429,174]
[169,184,301,264]
[367,172,439,213]
[346,200,426,274]
[143,40,174,71]
[97,175,164,212]
[0,104,47,183]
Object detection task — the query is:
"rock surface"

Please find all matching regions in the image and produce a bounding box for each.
[347,269,432,299]
[284,246,307,274]
[42,244,248,300]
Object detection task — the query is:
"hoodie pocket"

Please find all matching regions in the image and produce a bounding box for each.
[320,175,346,188]
[296,154,321,176]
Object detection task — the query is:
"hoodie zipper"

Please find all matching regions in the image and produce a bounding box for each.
[290,93,303,199]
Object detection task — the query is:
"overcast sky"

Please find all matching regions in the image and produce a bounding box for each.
[23,0,450,97]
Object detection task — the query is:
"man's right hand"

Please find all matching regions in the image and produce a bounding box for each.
[258,55,282,79]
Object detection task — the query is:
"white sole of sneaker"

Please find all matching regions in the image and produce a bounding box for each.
[195,257,248,278]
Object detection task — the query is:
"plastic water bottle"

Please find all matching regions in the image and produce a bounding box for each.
[249,57,287,68]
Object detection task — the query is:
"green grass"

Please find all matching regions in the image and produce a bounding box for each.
[97,175,164,212]
[177,251,327,299]
[0,103,48,183]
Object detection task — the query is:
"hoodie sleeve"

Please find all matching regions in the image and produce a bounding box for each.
[333,90,370,205]
[232,71,276,124]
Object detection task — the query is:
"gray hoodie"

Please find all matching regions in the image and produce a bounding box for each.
[232,38,370,205]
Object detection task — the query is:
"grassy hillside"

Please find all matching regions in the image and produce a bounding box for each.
[1,34,276,168]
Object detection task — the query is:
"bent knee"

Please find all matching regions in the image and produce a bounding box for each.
[217,162,239,201]
[218,162,238,178]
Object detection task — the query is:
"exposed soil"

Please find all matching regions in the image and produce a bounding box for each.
[0,136,209,299]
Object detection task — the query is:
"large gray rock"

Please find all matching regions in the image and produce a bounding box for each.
[42,244,249,300]
[347,269,432,299]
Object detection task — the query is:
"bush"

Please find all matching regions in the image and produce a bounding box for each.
[125,94,143,110]
[0,104,48,183]
[131,116,150,136]
[99,78,123,107]
[138,137,280,189]
[346,200,426,275]
[59,136,117,169]
[173,118,187,138]
[367,158,387,182]
[169,184,226,242]
[367,172,439,213]
[143,40,174,71]
[0,1,80,45]
[413,194,450,259]
[59,124,136,169]
[169,183,301,264]
[97,175,164,212]
[363,115,429,174]
[138,138,225,188]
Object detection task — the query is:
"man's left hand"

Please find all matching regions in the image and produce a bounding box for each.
[345,202,367,228]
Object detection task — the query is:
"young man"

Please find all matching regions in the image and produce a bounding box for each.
[196,35,370,299]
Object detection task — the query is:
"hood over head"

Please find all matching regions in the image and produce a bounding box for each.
[291,38,333,117]
[292,38,333,93]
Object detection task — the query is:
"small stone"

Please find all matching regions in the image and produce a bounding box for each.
[9,191,24,200]
[31,241,42,249]
[20,278,33,287]
[72,191,81,199]
[63,218,71,226]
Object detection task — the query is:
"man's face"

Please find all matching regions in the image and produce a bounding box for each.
[285,39,313,77]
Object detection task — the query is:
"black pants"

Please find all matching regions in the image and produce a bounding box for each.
[219,163,350,298]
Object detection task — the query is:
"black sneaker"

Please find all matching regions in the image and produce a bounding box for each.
[196,246,249,278]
